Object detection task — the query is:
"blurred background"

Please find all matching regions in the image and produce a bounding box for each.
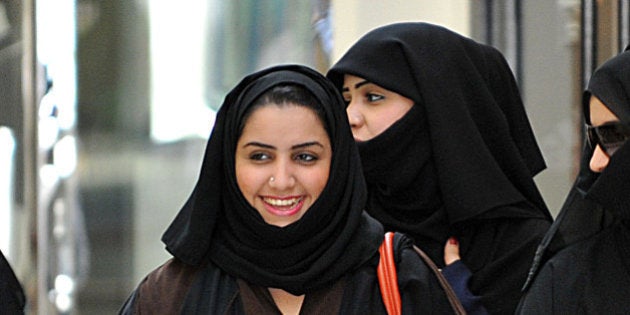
[1,0,627,313]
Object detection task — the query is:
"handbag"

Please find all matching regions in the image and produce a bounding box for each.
[377,232,467,315]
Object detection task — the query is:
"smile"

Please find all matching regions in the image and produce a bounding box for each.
[261,196,305,216]
[263,197,302,206]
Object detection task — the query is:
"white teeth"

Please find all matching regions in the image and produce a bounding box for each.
[264,197,300,206]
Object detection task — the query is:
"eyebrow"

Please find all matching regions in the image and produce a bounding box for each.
[292,141,324,150]
[342,80,370,92]
[243,142,275,149]
[243,141,324,150]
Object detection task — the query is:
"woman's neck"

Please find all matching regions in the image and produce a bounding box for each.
[268,288,305,315]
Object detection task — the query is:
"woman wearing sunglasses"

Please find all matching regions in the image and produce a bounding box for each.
[517,47,630,314]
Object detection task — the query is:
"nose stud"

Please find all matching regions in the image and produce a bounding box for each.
[269,176,275,183]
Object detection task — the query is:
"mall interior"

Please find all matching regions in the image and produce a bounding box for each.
[1,0,628,313]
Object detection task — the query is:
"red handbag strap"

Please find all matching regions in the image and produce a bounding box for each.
[377,232,402,315]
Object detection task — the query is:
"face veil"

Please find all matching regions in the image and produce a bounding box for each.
[160,64,382,295]
[522,47,630,291]
[327,22,551,240]
[580,47,630,220]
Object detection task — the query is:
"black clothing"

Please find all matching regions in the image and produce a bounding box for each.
[518,48,630,314]
[328,22,552,314]
[0,250,25,314]
[121,233,458,314]
[122,65,461,314]
[518,220,630,314]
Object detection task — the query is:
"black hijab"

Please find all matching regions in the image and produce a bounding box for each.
[523,47,630,290]
[161,64,383,295]
[327,23,550,244]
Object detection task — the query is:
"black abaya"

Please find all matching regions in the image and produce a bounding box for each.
[518,47,630,314]
[328,22,552,314]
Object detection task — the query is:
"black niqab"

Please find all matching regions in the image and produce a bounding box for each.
[522,47,630,290]
[327,22,550,243]
[581,47,630,220]
[161,65,382,295]
[517,48,630,313]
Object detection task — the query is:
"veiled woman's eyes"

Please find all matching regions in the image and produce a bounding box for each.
[366,93,385,102]
[343,93,384,105]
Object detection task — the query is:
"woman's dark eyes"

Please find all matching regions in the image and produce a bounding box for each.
[343,93,384,105]
[295,153,318,162]
[249,152,317,163]
[366,93,384,102]
[250,153,270,161]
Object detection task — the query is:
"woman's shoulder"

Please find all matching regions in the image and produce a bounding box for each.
[547,223,619,266]
[524,225,618,293]
[518,223,630,314]
[127,258,207,314]
[142,258,204,288]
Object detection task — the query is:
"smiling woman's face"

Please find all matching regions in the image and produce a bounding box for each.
[235,104,332,227]
[342,74,414,142]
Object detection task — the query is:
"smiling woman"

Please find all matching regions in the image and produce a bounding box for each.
[235,87,332,227]
[118,64,469,314]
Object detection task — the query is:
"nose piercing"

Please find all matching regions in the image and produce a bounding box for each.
[269,176,275,183]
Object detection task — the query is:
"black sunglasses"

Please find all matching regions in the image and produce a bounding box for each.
[586,122,630,156]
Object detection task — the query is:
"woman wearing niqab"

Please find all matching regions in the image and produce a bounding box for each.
[517,47,630,314]
[327,22,553,314]
[119,64,460,314]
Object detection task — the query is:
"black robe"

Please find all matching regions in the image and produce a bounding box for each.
[518,47,630,314]
[518,221,630,313]
[328,22,552,314]
[120,233,458,314]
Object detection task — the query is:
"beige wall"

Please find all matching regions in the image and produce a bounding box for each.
[330,0,470,63]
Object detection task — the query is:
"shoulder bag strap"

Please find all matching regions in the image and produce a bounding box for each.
[377,232,401,315]
[412,245,467,315]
